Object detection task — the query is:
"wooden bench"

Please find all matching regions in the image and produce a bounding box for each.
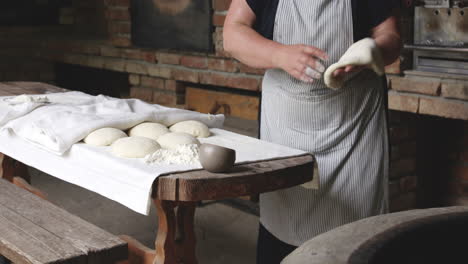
[0,178,128,264]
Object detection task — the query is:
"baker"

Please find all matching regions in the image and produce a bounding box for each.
[223,0,401,263]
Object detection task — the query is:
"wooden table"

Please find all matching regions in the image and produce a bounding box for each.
[0,82,314,264]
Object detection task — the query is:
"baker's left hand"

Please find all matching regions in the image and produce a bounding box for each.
[332,65,365,78]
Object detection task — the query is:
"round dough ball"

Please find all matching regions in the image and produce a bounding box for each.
[111,137,161,158]
[169,120,210,138]
[157,132,200,149]
[84,128,127,146]
[128,122,169,140]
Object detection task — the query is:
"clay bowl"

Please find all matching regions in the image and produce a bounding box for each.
[199,143,236,173]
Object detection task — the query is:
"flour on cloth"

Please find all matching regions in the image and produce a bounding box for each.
[0,91,224,155]
[144,144,201,166]
[157,132,200,150]
[324,38,384,89]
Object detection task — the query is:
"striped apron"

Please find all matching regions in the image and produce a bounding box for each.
[259,0,389,246]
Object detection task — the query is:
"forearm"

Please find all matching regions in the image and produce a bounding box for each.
[223,23,282,69]
[371,12,402,66]
[373,32,402,66]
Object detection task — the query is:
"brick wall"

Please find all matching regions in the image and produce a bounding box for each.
[0,0,466,211]
[388,111,418,212]
[382,2,468,210]
[440,120,468,206]
[0,28,56,84]
[388,111,468,212]
[22,0,466,119]
[73,0,108,38]
[21,0,263,108]
[0,0,106,84]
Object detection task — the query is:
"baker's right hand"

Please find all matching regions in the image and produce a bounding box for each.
[273,44,328,83]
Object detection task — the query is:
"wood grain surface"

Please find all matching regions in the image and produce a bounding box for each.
[0,179,127,264]
[154,155,314,201]
[186,87,260,121]
[0,82,68,96]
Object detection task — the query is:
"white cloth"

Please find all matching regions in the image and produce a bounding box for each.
[324,38,385,89]
[0,94,50,127]
[1,92,225,155]
[0,128,306,215]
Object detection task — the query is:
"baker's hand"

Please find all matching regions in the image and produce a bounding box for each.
[332,65,365,78]
[273,44,328,83]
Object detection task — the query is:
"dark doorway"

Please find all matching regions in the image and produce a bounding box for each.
[55,63,129,98]
[0,0,71,26]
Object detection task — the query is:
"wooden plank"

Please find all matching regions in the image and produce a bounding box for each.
[0,179,127,264]
[155,155,314,201]
[0,83,21,96]
[5,82,68,94]
[0,204,86,264]
[0,82,68,97]
[0,153,3,179]
[186,87,259,121]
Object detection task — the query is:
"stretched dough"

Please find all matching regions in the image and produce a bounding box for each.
[111,137,161,158]
[324,38,384,89]
[129,122,169,140]
[169,120,210,138]
[84,128,127,146]
[157,132,201,149]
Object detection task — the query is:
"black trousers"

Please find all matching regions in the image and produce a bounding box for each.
[0,256,10,264]
[257,224,297,264]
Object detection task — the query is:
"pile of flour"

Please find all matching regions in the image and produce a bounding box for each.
[144,144,201,166]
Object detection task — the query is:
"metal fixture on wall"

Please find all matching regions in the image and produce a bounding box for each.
[152,0,191,16]
[405,0,468,75]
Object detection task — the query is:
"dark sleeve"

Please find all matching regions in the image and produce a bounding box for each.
[245,0,264,16]
[352,0,400,41]
[245,0,279,40]
[367,0,400,28]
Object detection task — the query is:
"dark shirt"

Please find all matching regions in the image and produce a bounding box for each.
[246,0,400,42]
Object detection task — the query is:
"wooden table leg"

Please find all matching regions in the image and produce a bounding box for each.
[154,200,177,264]
[118,235,156,264]
[0,153,46,199]
[175,203,197,264]
[0,153,30,183]
[153,200,198,264]
[118,200,198,264]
